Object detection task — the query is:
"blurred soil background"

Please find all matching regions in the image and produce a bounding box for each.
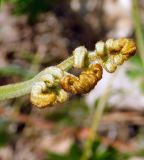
[0,0,144,159]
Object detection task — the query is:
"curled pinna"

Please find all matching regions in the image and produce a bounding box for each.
[103,38,136,72]
[30,81,57,108]
[60,64,103,94]
[30,67,69,108]
[89,38,136,73]
[30,86,68,108]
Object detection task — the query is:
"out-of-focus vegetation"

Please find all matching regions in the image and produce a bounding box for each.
[7,0,60,22]
[0,0,144,159]
[127,55,144,92]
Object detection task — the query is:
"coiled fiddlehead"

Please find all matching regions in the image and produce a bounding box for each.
[30,67,69,108]
[29,38,136,108]
[60,64,102,94]
[30,81,57,108]
[92,38,136,72]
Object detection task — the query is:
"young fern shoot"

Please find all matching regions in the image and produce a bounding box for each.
[0,38,136,108]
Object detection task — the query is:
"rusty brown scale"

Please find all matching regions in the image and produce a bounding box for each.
[60,64,103,94]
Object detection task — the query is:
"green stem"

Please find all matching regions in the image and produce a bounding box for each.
[0,80,33,100]
[57,56,73,71]
[132,0,144,66]
[0,56,74,101]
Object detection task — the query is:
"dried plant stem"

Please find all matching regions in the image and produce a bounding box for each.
[81,78,113,160]
[132,0,144,66]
